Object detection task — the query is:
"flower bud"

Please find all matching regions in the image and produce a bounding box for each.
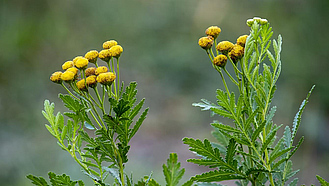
[205,26,221,39]
[216,41,234,55]
[198,36,214,50]
[99,49,111,62]
[95,66,108,75]
[237,35,248,47]
[246,19,254,27]
[103,40,118,49]
[109,45,123,58]
[62,61,74,70]
[253,17,261,23]
[85,50,99,63]
[86,75,97,88]
[260,18,268,25]
[75,57,89,69]
[85,67,96,77]
[76,79,87,91]
[96,72,116,85]
[213,54,227,67]
[61,71,75,82]
[50,71,62,84]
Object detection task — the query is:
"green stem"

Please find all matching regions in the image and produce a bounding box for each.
[223,67,239,86]
[61,83,79,100]
[116,57,120,99]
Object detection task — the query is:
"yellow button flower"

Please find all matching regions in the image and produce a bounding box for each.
[76,79,87,91]
[198,36,214,50]
[86,75,97,88]
[213,54,227,67]
[109,45,123,58]
[205,26,221,39]
[61,71,75,82]
[96,72,116,85]
[99,49,111,62]
[85,50,99,63]
[216,41,234,55]
[85,67,96,77]
[50,71,62,84]
[103,40,118,49]
[62,61,74,70]
[237,35,248,47]
[75,57,89,69]
[95,66,108,75]
[66,67,78,76]
[229,44,244,63]
[73,56,84,65]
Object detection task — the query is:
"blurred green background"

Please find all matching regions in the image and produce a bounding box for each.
[1,0,328,185]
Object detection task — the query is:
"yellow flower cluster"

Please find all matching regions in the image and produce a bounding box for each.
[199,25,250,66]
[50,40,123,91]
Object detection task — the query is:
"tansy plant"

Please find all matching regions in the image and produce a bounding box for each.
[27,41,192,186]
[27,18,329,186]
[185,17,328,186]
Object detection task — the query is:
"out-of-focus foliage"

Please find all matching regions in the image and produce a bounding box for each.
[0,0,328,185]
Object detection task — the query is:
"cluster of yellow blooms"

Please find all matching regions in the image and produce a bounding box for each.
[198,26,248,67]
[50,40,123,92]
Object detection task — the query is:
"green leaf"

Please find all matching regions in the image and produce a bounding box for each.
[261,124,282,153]
[225,139,237,165]
[288,136,304,160]
[191,170,245,182]
[114,99,131,117]
[251,121,266,142]
[129,108,149,141]
[316,175,329,186]
[45,124,56,137]
[61,125,68,140]
[103,167,122,185]
[26,174,49,186]
[287,178,298,186]
[291,85,315,146]
[59,94,81,112]
[245,168,269,176]
[163,153,185,186]
[193,99,218,112]
[48,172,82,186]
[211,123,242,135]
[269,146,293,165]
[211,127,229,147]
[211,108,234,119]
[183,138,221,161]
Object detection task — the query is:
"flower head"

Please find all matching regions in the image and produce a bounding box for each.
[73,56,84,65]
[61,71,75,82]
[216,41,234,55]
[237,35,248,47]
[103,40,118,49]
[99,49,111,62]
[198,36,214,50]
[228,44,244,63]
[76,79,87,91]
[86,75,97,88]
[66,67,78,76]
[62,61,74,70]
[95,66,108,75]
[85,67,96,77]
[213,54,227,67]
[85,50,99,63]
[75,57,89,69]
[205,26,221,39]
[96,72,116,85]
[109,45,123,58]
[260,19,268,25]
[50,71,62,84]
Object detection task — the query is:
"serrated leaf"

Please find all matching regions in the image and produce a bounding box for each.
[103,167,122,185]
[191,170,245,182]
[269,147,293,164]
[225,139,237,165]
[163,153,185,186]
[211,127,229,147]
[129,108,149,141]
[316,175,329,186]
[261,124,282,153]
[291,85,315,146]
[26,174,49,186]
[61,125,68,140]
[211,123,242,134]
[211,108,234,119]
[59,94,81,112]
[251,121,266,142]
[45,124,56,137]
[192,99,217,111]
[288,136,304,160]
[245,168,269,176]
[288,178,298,186]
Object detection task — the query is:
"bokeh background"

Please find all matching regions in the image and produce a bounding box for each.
[1,0,328,185]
